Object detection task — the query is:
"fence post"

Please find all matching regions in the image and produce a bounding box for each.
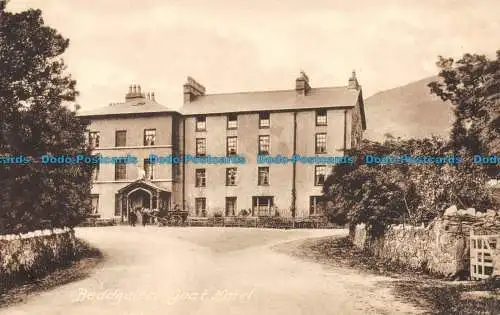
[470,229,474,280]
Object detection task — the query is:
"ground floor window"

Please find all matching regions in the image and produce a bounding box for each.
[309,196,325,216]
[195,197,206,216]
[252,196,274,216]
[91,194,99,214]
[225,197,237,216]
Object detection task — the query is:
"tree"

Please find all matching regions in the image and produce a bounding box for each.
[324,137,496,237]
[428,51,500,157]
[0,3,94,233]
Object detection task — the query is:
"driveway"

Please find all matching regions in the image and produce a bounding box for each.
[0,227,423,315]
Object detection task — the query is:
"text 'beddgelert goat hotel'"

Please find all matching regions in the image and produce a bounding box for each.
[77,71,367,221]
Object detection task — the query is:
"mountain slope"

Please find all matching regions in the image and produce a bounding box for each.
[363,77,455,142]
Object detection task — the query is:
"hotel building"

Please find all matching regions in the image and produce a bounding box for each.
[77,71,366,221]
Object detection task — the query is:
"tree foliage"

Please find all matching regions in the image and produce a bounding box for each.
[325,49,499,238]
[324,138,496,237]
[0,4,94,233]
[428,51,500,157]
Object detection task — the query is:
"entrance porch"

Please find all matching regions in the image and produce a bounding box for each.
[115,179,171,222]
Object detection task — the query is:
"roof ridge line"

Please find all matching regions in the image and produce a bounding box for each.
[202,85,347,97]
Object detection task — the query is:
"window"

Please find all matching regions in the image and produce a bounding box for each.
[144,158,154,180]
[252,196,274,216]
[315,165,326,186]
[91,194,99,214]
[115,194,121,216]
[195,169,206,187]
[196,138,206,156]
[259,112,270,128]
[115,130,127,147]
[227,114,238,129]
[115,162,127,180]
[315,133,327,154]
[93,160,100,181]
[226,168,237,186]
[226,136,237,156]
[195,198,206,216]
[310,196,325,216]
[316,110,327,126]
[89,131,100,148]
[258,135,270,155]
[225,197,237,216]
[196,116,206,131]
[258,167,269,186]
[144,129,156,146]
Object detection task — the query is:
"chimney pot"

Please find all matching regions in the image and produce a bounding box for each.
[183,77,206,103]
[296,70,311,96]
[348,70,360,90]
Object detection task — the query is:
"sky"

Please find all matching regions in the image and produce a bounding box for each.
[6,0,500,111]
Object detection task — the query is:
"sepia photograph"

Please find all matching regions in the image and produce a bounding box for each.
[0,0,499,314]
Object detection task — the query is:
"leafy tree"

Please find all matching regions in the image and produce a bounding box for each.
[0,2,94,233]
[428,51,500,157]
[324,137,496,237]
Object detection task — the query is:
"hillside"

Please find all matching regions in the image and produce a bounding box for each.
[363,77,455,142]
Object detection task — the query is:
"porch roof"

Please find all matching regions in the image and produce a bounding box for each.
[117,179,170,195]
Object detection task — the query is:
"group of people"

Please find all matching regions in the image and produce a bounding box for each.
[128,207,152,227]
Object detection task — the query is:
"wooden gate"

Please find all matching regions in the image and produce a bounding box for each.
[470,230,499,280]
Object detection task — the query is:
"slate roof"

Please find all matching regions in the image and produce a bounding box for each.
[180,86,361,115]
[77,98,180,117]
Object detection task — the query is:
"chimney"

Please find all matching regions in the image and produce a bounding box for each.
[348,70,360,90]
[125,84,146,101]
[295,71,311,96]
[183,76,206,103]
[151,92,155,102]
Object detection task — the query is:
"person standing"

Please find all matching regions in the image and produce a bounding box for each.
[130,210,137,227]
[142,209,148,227]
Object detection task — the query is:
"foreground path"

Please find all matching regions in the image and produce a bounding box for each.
[1,227,423,315]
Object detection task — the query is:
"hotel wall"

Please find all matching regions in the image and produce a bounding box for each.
[87,114,178,218]
[294,109,349,217]
[183,112,295,216]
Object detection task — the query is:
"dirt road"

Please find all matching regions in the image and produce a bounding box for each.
[0,227,423,315]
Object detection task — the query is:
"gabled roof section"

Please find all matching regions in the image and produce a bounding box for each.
[181,86,361,115]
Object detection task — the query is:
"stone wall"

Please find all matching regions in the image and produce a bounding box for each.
[352,206,500,277]
[0,228,77,292]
